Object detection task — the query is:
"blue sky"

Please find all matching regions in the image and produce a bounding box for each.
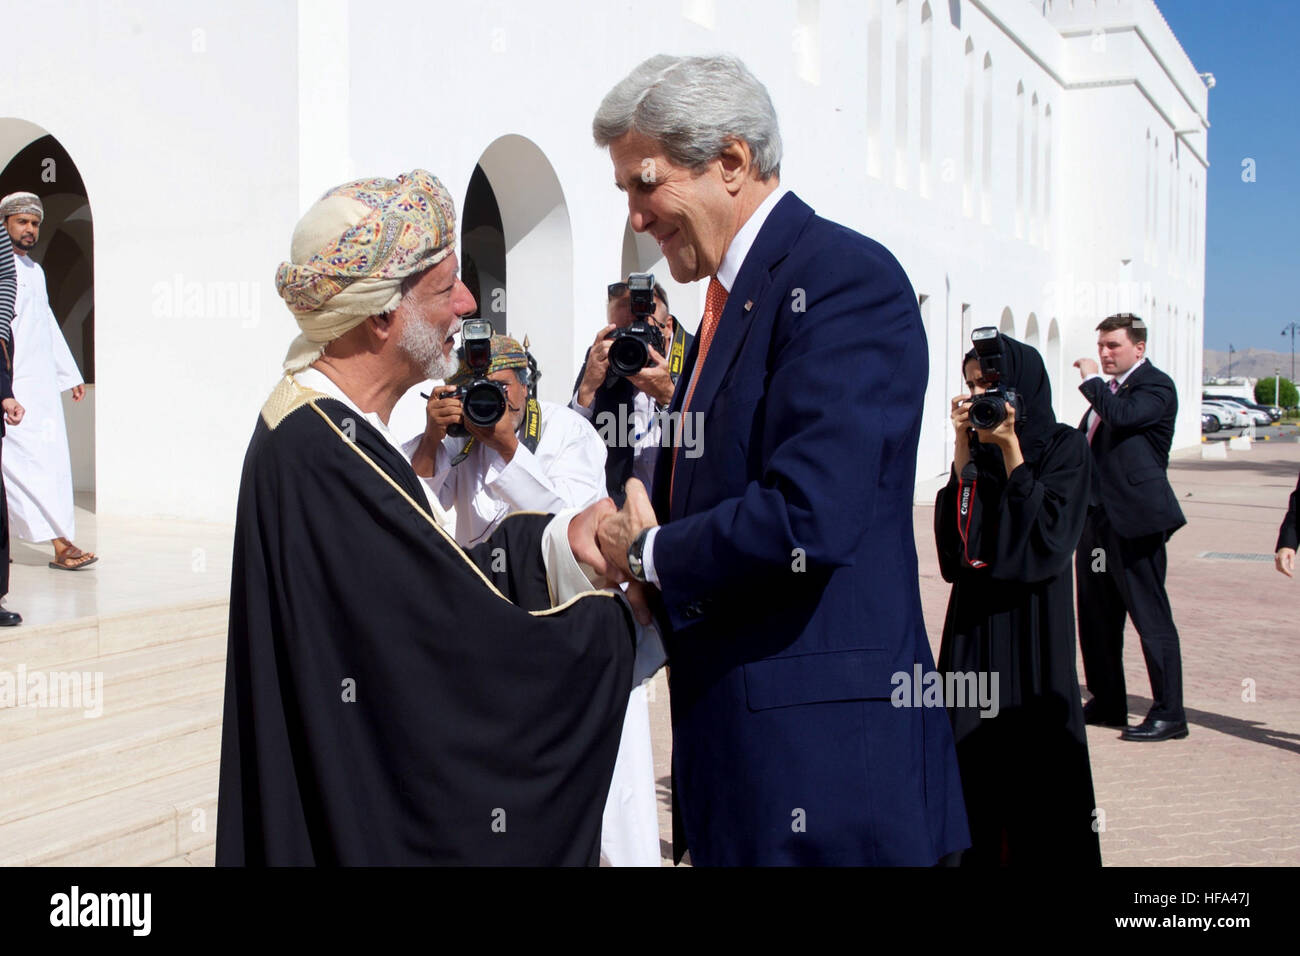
[1156,1,1300,353]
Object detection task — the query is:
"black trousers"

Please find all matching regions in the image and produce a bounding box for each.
[1075,506,1185,722]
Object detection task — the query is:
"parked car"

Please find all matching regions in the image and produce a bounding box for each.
[1221,401,1272,427]
[1201,403,1235,427]
[1201,412,1220,433]
[1203,394,1281,423]
[1202,401,1253,428]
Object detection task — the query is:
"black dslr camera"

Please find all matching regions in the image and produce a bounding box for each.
[966,327,1021,430]
[606,272,665,376]
[447,318,507,437]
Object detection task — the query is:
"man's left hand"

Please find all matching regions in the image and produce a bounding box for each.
[466,410,520,462]
[598,477,658,578]
[627,347,675,406]
[70,384,86,402]
[1074,357,1099,379]
[569,497,624,587]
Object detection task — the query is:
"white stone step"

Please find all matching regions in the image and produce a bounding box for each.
[0,633,227,740]
[0,762,219,866]
[0,599,227,672]
[0,701,221,826]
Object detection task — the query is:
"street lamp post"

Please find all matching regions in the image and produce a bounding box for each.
[1228,343,1235,380]
[1284,322,1300,383]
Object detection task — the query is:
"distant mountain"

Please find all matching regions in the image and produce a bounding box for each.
[1203,347,1300,382]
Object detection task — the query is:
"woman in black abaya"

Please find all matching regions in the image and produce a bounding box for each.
[935,333,1102,866]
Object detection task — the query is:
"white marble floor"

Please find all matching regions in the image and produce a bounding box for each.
[4,492,234,628]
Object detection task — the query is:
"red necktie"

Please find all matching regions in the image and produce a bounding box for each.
[1087,378,1119,444]
[671,277,728,503]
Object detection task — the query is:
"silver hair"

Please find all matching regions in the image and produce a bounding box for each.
[593,54,782,179]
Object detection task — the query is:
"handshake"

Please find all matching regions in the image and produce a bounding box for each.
[567,477,658,626]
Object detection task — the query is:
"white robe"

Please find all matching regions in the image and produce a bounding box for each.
[4,254,82,543]
[404,403,666,866]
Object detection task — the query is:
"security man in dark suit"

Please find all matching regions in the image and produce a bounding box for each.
[570,277,691,504]
[1073,313,1186,741]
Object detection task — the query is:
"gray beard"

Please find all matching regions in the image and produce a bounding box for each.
[399,315,459,381]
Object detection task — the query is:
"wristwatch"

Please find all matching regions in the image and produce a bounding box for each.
[627,528,651,583]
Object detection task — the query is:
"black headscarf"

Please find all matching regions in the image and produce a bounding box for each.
[963,333,1058,469]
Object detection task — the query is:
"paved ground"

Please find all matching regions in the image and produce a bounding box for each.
[646,433,1300,866]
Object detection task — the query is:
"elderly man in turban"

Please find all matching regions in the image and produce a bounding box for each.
[0,191,95,573]
[406,334,664,866]
[216,170,645,866]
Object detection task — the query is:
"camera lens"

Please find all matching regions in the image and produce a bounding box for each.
[609,335,648,376]
[968,395,1006,430]
[464,382,507,427]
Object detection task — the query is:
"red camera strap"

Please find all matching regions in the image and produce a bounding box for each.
[956,474,987,569]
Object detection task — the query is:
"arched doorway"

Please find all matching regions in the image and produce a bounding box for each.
[999,307,1015,337]
[1024,312,1040,350]
[472,134,573,404]
[0,118,95,505]
[460,164,506,328]
[1046,318,1062,416]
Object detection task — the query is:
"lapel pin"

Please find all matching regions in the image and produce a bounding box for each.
[744,300,753,311]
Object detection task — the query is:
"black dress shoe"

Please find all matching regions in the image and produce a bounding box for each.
[1083,700,1127,727]
[1120,718,1189,742]
[0,609,22,626]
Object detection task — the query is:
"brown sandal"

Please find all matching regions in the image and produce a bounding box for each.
[49,546,98,571]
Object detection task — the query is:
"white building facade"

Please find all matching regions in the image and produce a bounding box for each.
[0,0,1208,522]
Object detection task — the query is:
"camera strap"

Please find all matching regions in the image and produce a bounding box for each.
[450,340,543,467]
[955,459,987,569]
[449,437,475,467]
[521,338,541,454]
[667,324,686,381]
[521,398,540,453]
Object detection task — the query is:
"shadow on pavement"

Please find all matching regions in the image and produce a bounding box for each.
[1122,694,1300,755]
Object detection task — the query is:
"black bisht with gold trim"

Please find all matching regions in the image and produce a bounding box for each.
[216,377,634,865]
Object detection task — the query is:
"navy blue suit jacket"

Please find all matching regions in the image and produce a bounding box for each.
[649,192,969,865]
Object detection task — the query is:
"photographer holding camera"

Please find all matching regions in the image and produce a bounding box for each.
[409,330,664,868]
[571,274,692,503]
[935,330,1100,867]
[407,332,607,548]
